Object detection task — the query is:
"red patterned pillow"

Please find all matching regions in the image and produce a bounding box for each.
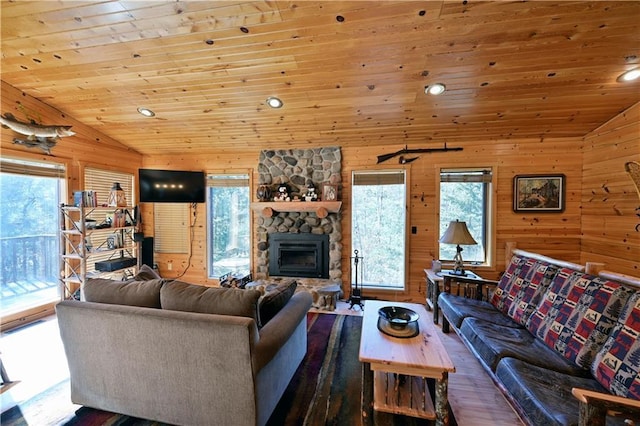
[527,270,633,368]
[592,292,640,399]
[490,255,558,325]
[490,255,526,313]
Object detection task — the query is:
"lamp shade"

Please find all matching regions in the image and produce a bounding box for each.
[439,220,477,246]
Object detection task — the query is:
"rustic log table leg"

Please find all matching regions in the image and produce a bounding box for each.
[361,361,374,426]
[435,372,449,426]
[433,279,440,324]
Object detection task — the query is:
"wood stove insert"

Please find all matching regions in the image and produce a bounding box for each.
[268,233,329,279]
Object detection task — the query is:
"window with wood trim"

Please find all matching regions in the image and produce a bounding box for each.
[207,174,251,279]
[351,169,407,290]
[0,157,65,317]
[438,167,493,265]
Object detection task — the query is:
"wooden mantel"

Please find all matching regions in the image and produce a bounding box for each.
[250,201,342,218]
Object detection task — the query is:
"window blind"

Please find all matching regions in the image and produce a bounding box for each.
[353,170,405,186]
[154,203,189,253]
[440,168,492,183]
[0,157,65,177]
[207,174,250,187]
[84,167,134,206]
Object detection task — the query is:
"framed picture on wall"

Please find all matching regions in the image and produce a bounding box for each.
[513,174,565,212]
[322,184,338,201]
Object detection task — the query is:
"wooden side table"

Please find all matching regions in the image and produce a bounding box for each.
[424,269,481,324]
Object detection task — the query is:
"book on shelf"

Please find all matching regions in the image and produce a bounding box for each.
[74,190,98,207]
[112,210,127,227]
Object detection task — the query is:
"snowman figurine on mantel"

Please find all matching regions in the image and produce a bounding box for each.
[303,181,318,202]
[273,183,291,202]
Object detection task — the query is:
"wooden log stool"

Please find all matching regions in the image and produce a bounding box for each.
[317,284,342,311]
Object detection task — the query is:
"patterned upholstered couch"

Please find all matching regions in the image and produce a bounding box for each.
[438,249,640,426]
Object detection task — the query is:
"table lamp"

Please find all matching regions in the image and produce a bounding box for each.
[439,220,477,275]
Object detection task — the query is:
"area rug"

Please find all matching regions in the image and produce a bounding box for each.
[2,313,455,425]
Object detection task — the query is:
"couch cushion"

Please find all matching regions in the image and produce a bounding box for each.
[83,277,164,308]
[161,280,261,323]
[526,269,634,369]
[133,264,162,280]
[490,255,558,326]
[438,293,523,330]
[496,357,609,426]
[460,317,588,376]
[258,280,297,326]
[592,291,640,399]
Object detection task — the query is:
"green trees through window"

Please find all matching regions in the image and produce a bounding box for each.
[351,170,406,290]
[0,159,64,315]
[207,175,251,278]
[439,168,493,264]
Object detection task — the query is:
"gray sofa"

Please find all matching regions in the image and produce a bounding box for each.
[56,275,312,426]
[438,249,640,426]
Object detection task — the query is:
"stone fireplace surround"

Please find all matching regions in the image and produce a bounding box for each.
[254,147,343,294]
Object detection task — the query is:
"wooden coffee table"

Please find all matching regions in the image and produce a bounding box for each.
[359,300,455,426]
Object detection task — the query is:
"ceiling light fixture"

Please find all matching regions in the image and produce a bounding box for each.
[424,83,446,95]
[617,67,640,82]
[137,107,155,117]
[266,97,283,108]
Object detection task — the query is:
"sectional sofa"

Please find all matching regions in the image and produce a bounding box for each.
[56,271,311,426]
[438,249,640,426]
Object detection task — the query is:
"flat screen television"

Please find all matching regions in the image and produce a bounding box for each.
[138,169,206,203]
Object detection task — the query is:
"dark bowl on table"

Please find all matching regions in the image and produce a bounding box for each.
[378,306,419,330]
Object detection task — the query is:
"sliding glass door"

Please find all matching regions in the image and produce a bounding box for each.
[0,158,65,322]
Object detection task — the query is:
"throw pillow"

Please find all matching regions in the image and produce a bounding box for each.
[259,280,298,326]
[592,291,640,399]
[490,255,558,325]
[83,277,164,308]
[526,270,634,368]
[134,264,162,280]
[160,280,261,324]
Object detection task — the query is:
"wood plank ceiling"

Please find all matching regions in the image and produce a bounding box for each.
[1,1,639,155]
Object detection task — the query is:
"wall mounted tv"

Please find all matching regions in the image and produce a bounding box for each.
[138,169,206,203]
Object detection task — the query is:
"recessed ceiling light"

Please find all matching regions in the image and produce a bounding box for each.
[266,97,283,108]
[137,107,155,117]
[424,83,446,95]
[618,67,640,82]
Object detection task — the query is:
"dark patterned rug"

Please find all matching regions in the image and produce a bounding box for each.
[2,313,455,425]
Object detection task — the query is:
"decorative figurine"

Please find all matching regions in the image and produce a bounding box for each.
[256,184,271,202]
[303,182,318,202]
[273,183,291,202]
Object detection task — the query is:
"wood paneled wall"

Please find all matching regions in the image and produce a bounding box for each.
[341,137,584,302]
[1,81,143,199]
[140,154,257,285]
[581,102,640,276]
[3,79,636,301]
[144,133,595,302]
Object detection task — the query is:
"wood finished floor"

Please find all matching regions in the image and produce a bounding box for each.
[314,299,524,425]
[1,300,523,425]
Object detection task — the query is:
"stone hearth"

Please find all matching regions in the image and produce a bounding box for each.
[255,147,342,287]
